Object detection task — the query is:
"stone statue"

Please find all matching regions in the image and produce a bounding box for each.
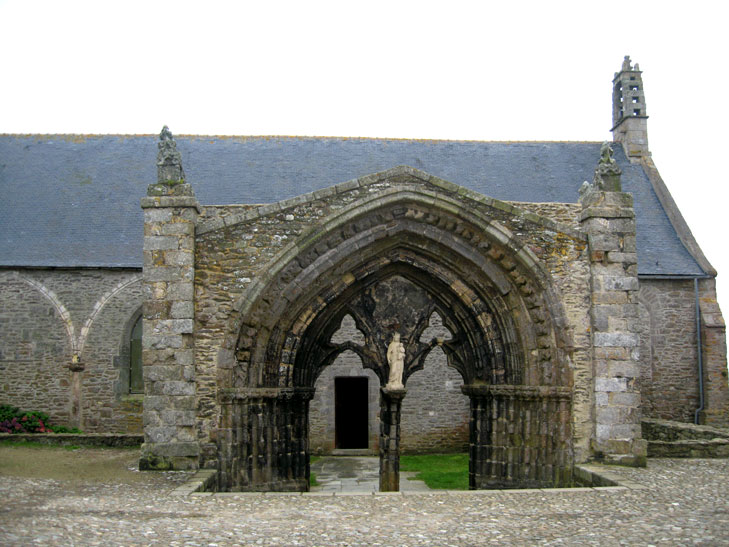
[592,142,622,192]
[599,141,614,165]
[386,333,405,390]
[156,125,185,184]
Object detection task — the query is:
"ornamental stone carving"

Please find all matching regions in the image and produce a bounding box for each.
[386,332,405,390]
[156,125,185,184]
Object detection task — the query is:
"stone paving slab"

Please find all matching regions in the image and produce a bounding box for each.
[311,456,432,494]
[1,459,728,545]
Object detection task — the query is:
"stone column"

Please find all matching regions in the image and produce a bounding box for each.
[580,143,646,466]
[139,127,201,471]
[68,353,84,429]
[277,388,314,492]
[379,387,406,492]
[463,384,573,489]
[464,387,489,490]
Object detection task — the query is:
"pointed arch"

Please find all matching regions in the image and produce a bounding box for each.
[77,274,142,355]
[6,272,77,354]
[219,185,575,392]
[213,172,578,491]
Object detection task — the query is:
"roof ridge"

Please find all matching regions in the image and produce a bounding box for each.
[0,133,604,145]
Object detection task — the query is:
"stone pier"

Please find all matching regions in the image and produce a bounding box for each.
[139,127,201,470]
[580,143,647,466]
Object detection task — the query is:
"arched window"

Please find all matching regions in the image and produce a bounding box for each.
[129,316,143,393]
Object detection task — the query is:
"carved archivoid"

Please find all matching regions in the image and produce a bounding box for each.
[220,189,575,492]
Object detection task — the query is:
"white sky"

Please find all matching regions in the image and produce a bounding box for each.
[1,0,727,316]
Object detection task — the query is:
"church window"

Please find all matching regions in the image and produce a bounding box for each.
[633,108,641,116]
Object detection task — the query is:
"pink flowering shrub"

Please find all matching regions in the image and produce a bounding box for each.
[0,405,81,434]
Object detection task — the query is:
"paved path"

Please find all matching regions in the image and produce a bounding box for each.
[2,458,728,545]
[311,456,431,493]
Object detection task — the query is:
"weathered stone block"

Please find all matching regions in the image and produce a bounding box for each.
[595,377,629,392]
[166,250,194,266]
[161,381,196,396]
[610,391,640,407]
[145,266,186,283]
[145,209,173,223]
[161,222,194,236]
[174,349,194,366]
[146,425,176,443]
[607,360,640,379]
[145,333,184,350]
[594,332,639,348]
[167,282,194,301]
[161,410,197,426]
[170,301,194,319]
[153,319,194,335]
[606,251,637,264]
[589,233,621,252]
[602,276,639,291]
[143,236,179,251]
[144,365,186,382]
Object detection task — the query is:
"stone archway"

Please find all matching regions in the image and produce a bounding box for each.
[216,186,574,492]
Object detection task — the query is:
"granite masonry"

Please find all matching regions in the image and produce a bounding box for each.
[0,57,727,492]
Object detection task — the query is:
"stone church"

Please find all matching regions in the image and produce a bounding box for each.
[1,57,727,491]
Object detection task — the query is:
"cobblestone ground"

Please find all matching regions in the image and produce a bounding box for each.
[1,458,728,546]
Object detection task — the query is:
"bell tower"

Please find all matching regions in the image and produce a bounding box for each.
[611,55,649,161]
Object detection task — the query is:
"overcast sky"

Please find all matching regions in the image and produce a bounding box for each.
[1,0,727,315]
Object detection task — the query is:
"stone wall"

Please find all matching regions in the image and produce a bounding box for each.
[309,350,380,454]
[638,279,700,422]
[308,312,469,455]
[195,167,592,471]
[309,350,470,455]
[0,268,144,433]
[400,346,469,453]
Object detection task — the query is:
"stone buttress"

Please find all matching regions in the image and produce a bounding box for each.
[139,127,201,470]
[580,143,647,466]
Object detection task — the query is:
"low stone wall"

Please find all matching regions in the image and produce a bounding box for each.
[642,419,729,458]
[647,439,729,458]
[0,433,143,447]
[642,418,729,442]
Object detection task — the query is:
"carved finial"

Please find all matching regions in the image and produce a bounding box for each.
[593,142,622,191]
[599,141,615,165]
[159,125,173,141]
[622,55,632,72]
[156,125,185,184]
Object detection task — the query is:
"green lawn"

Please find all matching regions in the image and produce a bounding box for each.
[399,453,469,490]
[309,456,319,486]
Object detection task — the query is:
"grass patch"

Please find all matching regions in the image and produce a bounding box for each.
[309,456,320,486]
[399,453,469,490]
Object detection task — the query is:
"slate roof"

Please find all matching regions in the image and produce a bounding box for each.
[0,134,705,276]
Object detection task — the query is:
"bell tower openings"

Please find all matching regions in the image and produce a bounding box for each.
[611,55,650,160]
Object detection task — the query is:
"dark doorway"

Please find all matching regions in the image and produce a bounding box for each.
[335,377,369,449]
